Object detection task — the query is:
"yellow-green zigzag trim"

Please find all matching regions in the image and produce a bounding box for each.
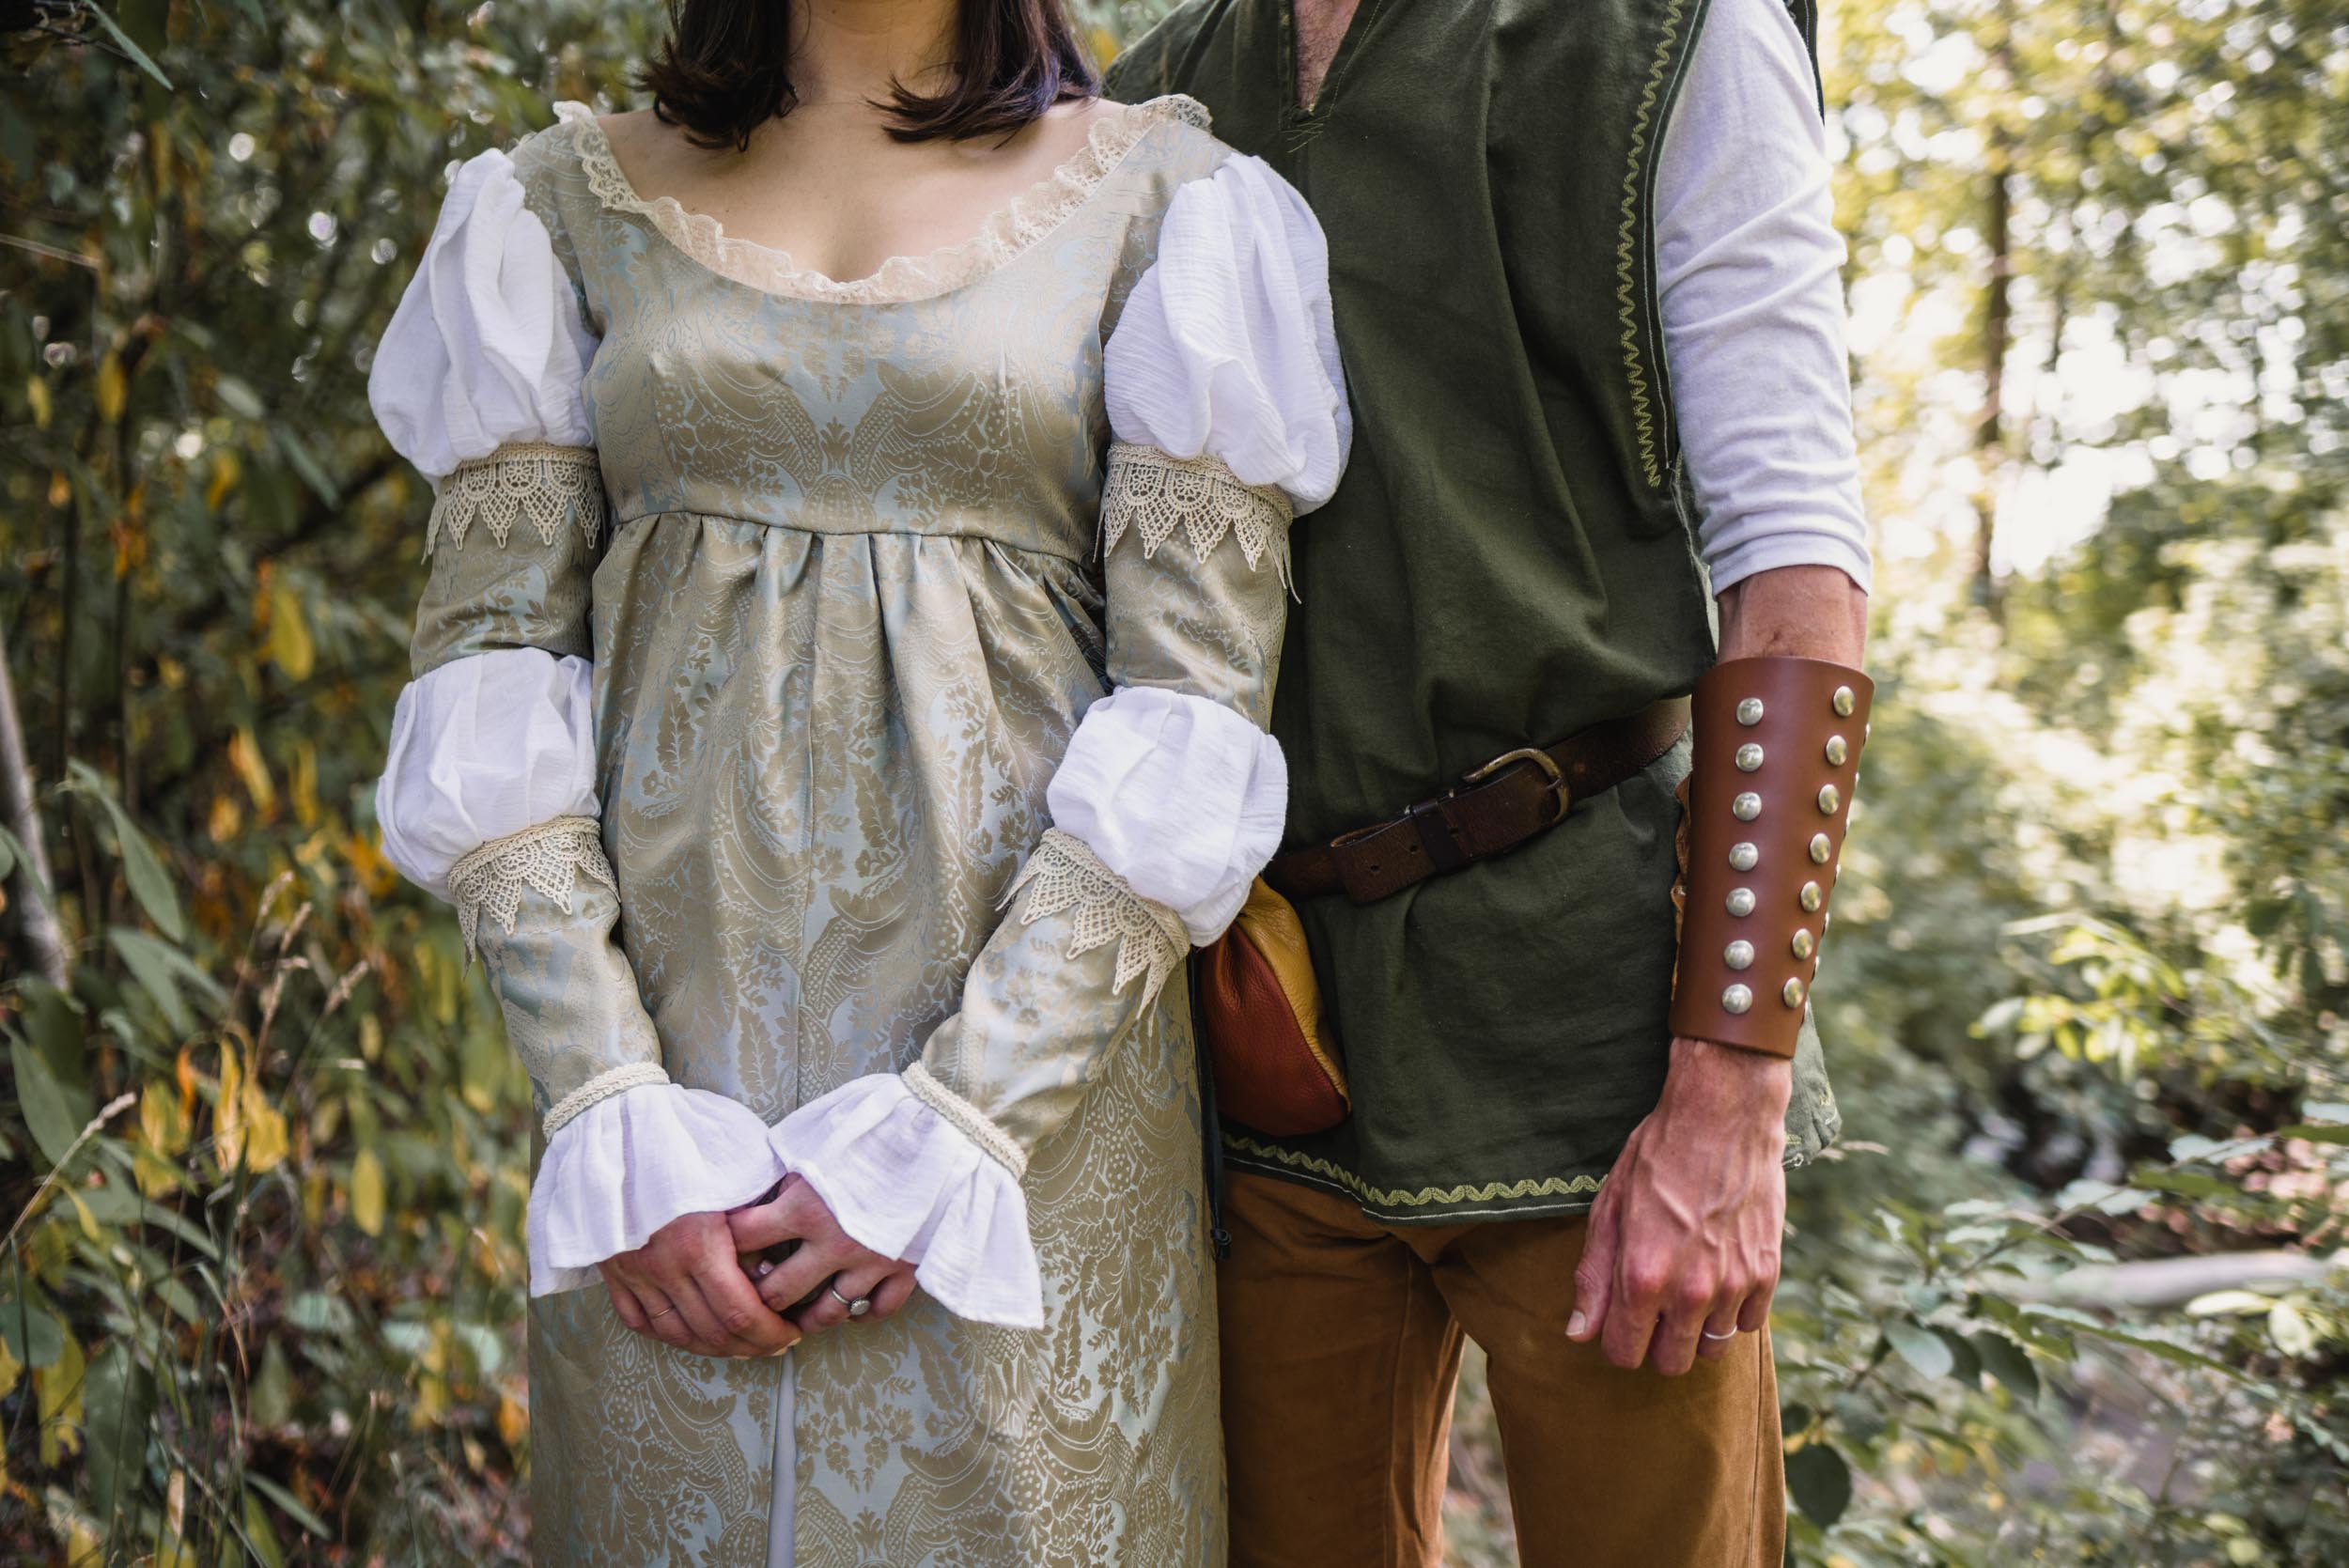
[1612,0,1691,490]
[1223,1135,1604,1209]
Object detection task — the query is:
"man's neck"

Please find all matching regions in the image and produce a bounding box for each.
[1292,0,1364,109]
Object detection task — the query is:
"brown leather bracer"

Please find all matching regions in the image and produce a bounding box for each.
[1668,656,1874,1058]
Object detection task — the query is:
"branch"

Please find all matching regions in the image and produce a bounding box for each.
[2002,1250,2344,1312]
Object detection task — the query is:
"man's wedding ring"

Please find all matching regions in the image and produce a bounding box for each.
[1701,1328,1738,1341]
[829,1285,873,1319]
[647,1305,678,1320]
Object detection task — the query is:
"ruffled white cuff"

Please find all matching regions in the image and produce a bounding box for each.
[1046,686,1286,945]
[526,1082,785,1296]
[767,1074,1045,1330]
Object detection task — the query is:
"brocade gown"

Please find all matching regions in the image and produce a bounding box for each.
[369,95,1348,1567]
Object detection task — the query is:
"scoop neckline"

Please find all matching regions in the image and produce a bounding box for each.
[553,95,1212,305]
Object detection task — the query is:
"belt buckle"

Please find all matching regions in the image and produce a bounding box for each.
[1461,746,1572,827]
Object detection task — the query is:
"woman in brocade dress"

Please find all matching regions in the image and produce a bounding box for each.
[366,1,1347,1562]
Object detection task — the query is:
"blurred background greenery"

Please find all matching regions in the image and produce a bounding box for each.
[2,1,2342,1564]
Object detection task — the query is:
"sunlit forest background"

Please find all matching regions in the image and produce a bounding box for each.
[3,1,2344,1563]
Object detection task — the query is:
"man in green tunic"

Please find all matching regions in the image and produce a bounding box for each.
[1110,1,1875,1561]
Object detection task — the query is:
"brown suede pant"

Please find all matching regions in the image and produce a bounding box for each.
[1219,1171,1784,1568]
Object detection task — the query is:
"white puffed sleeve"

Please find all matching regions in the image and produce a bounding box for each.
[377,650,599,897]
[1046,687,1285,943]
[370,147,782,1296]
[1104,154,1351,511]
[368,148,598,478]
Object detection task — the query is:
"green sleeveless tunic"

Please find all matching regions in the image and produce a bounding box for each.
[1110,0,1838,1222]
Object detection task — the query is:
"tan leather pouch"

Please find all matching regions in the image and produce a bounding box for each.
[1193,877,1350,1136]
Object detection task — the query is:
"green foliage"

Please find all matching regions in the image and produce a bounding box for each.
[3,2,2342,1566]
[0,2,664,1560]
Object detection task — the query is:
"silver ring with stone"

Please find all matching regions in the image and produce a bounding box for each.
[829,1285,873,1319]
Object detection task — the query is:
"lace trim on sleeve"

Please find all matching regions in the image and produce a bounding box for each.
[427,442,604,557]
[902,1061,1031,1182]
[445,815,617,962]
[542,1062,672,1137]
[1007,827,1191,1005]
[1100,442,1296,594]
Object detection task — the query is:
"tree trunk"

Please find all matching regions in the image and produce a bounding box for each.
[0,643,70,987]
[1973,2,2016,625]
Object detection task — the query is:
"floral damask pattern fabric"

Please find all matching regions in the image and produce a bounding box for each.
[458,99,1255,1565]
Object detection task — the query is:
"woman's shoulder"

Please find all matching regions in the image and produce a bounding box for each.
[1091,92,1234,200]
[502,102,619,198]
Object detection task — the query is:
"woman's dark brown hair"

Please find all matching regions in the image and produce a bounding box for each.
[639,0,1100,150]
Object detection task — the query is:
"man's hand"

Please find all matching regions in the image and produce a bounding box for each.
[726,1174,921,1333]
[1567,1036,1789,1374]
[600,1210,802,1358]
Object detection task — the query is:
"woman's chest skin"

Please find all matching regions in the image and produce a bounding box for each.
[602,103,1107,285]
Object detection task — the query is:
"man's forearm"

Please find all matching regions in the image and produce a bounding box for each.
[1716,563,1868,667]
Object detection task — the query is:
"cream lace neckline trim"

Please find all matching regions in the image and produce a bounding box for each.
[553,95,1212,304]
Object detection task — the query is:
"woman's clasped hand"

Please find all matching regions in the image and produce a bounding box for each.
[596,1175,918,1358]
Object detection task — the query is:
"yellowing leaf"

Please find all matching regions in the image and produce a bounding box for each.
[36,1333,86,1466]
[239,1067,290,1174]
[95,353,127,422]
[206,449,240,511]
[66,1188,100,1242]
[267,584,315,680]
[133,1143,181,1200]
[0,1334,21,1402]
[496,1385,529,1448]
[142,1078,187,1156]
[207,792,243,844]
[291,741,319,828]
[412,1373,448,1431]
[26,377,51,430]
[62,1518,101,1568]
[228,727,277,815]
[214,1043,244,1171]
[350,1147,386,1236]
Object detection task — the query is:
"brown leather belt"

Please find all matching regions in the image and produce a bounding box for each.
[1265,697,1690,905]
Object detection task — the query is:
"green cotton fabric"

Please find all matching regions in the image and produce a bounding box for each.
[1109,0,1839,1222]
